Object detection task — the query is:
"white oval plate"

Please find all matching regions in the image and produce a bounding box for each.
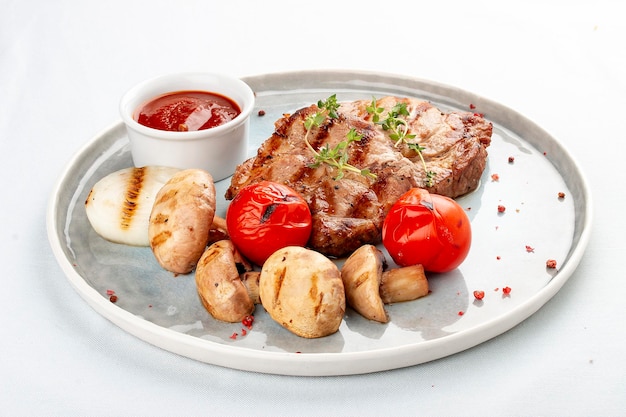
[47,70,592,376]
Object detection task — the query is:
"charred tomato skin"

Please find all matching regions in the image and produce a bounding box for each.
[226,181,312,266]
[382,188,471,273]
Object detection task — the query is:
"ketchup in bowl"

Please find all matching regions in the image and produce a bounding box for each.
[135,90,241,132]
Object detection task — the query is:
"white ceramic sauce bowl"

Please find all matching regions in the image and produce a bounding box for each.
[119,72,255,181]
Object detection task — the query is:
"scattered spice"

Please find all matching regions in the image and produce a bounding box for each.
[508,156,515,163]
[525,245,535,253]
[242,315,255,329]
[258,109,266,116]
[229,317,255,340]
[496,255,501,260]
[491,173,500,181]
[558,192,566,199]
[458,311,464,316]
[497,204,506,213]
[473,290,485,300]
[469,103,476,109]
[106,289,117,303]
[502,286,512,295]
[546,259,557,269]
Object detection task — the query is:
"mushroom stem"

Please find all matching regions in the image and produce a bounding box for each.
[241,271,261,304]
[380,264,429,304]
[207,215,229,245]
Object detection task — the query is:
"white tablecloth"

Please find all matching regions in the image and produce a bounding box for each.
[2,1,624,415]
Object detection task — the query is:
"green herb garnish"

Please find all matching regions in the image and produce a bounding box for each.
[303,95,376,181]
[367,97,436,187]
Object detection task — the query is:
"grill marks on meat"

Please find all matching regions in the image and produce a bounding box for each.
[343,97,492,197]
[226,97,492,258]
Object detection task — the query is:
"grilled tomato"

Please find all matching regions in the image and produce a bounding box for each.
[382,188,471,273]
[226,181,312,266]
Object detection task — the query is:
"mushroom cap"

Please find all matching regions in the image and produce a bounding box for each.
[149,169,216,274]
[260,246,345,338]
[195,240,255,323]
[340,244,388,323]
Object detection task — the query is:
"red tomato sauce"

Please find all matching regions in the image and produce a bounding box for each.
[135,90,241,132]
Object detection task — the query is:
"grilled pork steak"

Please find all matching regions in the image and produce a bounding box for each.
[226,97,492,258]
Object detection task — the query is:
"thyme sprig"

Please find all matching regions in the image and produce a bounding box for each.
[367,97,436,187]
[303,95,376,181]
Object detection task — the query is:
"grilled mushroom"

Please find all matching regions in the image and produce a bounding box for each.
[260,246,345,338]
[240,271,261,304]
[380,264,429,304]
[195,240,254,323]
[148,169,216,274]
[341,245,430,322]
[340,244,388,323]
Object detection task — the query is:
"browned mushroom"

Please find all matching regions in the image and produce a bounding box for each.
[240,271,261,304]
[341,245,430,322]
[340,244,388,323]
[259,246,345,338]
[207,215,229,246]
[195,240,255,323]
[148,169,216,274]
[380,264,429,304]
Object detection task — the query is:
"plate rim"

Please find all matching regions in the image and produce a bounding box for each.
[46,70,593,376]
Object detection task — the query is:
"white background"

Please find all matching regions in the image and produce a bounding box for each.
[1,0,624,415]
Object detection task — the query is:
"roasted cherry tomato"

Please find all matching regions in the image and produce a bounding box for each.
[382,188,471,273]
[226,181,312,266]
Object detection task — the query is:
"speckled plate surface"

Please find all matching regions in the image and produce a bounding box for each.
[46,70,592,376]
